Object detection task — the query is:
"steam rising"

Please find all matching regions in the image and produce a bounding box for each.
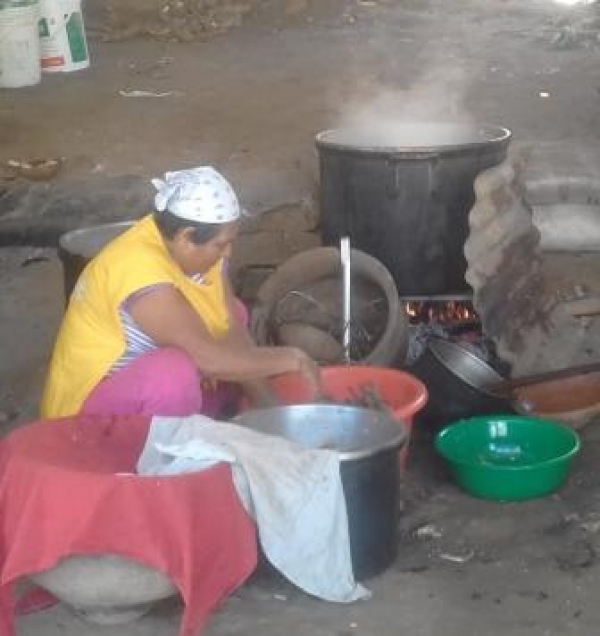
[333,58,494,149]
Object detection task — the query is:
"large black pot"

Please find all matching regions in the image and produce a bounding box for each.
[235,404,407,580]
[409,339,514,431]
[316,124,511,295]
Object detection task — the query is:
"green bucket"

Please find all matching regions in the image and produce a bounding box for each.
[435,415,581,501]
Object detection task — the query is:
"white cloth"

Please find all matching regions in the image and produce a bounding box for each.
[152,166,241,223]
[137,415,370,603]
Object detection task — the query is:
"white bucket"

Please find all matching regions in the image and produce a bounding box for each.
[0,0,41,88]
[39,0,89,73]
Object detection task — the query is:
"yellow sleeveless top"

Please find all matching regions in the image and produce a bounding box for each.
[41,215,230,418]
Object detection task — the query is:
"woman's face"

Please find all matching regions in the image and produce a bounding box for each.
[171,221,240,276]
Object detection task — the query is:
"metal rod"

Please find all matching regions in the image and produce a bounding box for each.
[341,236,351,363]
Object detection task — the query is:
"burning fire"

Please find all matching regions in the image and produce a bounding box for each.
[405,300,479,325]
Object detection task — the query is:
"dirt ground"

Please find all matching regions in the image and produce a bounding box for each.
[2,0,600,634]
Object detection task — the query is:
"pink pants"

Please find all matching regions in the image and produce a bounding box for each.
[81,348,236,418]
[82,302,247,419]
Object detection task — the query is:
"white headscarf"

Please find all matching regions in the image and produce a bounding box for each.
[152,166,241,224]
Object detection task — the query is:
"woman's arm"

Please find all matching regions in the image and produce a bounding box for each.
[221,273,284,406]
[129,286,320,388]
[220,269,255,347]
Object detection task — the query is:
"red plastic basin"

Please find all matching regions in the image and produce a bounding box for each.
[270,365,428,469]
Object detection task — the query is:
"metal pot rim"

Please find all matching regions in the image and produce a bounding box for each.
[315,124,512,156]
[427,338,505,394]
[58,221,135,255]
[234,404,407,461]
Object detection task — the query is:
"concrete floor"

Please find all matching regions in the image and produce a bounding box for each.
[2,0,600,633]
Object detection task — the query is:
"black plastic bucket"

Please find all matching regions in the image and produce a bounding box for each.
[316,124,511,295]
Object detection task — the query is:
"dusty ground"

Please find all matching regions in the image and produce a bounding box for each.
[2,0,600,634]
[3,0,600,180]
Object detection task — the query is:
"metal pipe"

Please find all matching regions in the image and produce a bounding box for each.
[341,236,351,362]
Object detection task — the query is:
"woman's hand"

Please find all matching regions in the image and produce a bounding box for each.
[288,347,322,397]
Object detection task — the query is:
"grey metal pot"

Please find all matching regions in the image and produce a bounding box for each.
[58,221,134,301]
[235,404,407,579]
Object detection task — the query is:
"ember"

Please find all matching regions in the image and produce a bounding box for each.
[403,295,491,366]
[404,297,479,326]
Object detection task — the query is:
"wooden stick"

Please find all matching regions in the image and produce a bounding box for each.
[564,297,600,317]
[487,361,600,396]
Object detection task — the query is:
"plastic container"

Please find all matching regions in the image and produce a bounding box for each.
[235,404,407,579]
[435,415,580,501]
[316,124,511,295]
[39,0,89,73]
[0,0,41,88]
[270,365,428,470]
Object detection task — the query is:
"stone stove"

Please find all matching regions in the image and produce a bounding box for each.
[464,152,600,376]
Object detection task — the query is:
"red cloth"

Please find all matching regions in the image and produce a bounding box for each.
[0,415,257,636]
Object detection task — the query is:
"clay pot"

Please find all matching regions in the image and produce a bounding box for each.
[252,246,409,366]
[513,371,600,429]
[277,322,344,363]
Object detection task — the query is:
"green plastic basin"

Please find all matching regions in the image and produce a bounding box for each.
[435,415,580,501]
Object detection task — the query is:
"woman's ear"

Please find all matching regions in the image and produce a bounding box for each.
[176,227,196,247]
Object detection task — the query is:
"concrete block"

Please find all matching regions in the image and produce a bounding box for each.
[232,231,287,268]
[241,201,319,234]
[231,265,276,303]
[231,229,321,269]
[0,176,150,246]
[232,168,316,215]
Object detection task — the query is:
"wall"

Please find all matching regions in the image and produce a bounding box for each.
[85,0,255,41]
[84,0,350,41]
